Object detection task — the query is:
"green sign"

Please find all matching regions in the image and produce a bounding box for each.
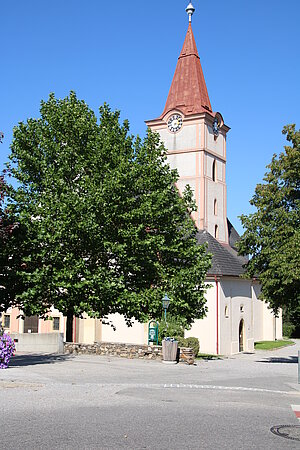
[148,321,159,344]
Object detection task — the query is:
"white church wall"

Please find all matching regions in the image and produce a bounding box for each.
[262,302,275,341]
[185,282,217,355]
[276,310,283,339]
[252,284,264,342]
[206,153,224,182]
[101,313,147,345]
[206,125,225,158]
[157,125,197,152]
[175,178,196,195]
[206,180,226,241]
[218,284,232,355]
[167,151,197,178]
[77,314,102,345]
[252,284,283,342]
[221,279,254,354]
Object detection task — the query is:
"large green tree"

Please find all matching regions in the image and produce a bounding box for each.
[6,92,211,339]
[0,145,26,316]
[238,125,300,317]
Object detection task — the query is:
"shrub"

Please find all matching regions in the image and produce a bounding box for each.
[0,331,15,369]
[282,308,300,338]
[184,337,200,356]
[158,316,184,344]
[283,322,295,339]
[176,336,200,356]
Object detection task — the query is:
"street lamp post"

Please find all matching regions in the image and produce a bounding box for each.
[162,294,171,321]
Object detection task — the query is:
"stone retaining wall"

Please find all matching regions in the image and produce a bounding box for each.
[64,341,195,365]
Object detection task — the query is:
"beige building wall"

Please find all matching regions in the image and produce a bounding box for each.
[101,313,147,345]
[221,278,254,354]
[2,306,65,338]
[2,281,282,352]
[156,119,228,243]
[205,174,226,241]
[252,283,283,342]
[76,314,102,344]
[158,124,198,152]
[1,307,20,333]
[185,282,217,355]
[185,278,275,356]
[206,124,225,158]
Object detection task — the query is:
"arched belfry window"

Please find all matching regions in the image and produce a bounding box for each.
[212,160,217,182]
[215,225,219,239]
[214,199,218,216]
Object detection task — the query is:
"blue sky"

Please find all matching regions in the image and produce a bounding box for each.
[1,0,299,234]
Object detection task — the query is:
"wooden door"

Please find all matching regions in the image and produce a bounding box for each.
[24,316,39,333]
[239,319,244,352]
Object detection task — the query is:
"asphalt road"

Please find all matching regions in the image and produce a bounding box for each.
[0,341,299,449]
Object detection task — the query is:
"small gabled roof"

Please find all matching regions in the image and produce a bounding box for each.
[161,23,212,118]
[196,229,248,277]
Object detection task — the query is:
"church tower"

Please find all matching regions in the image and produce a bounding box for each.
[146,3,230,244]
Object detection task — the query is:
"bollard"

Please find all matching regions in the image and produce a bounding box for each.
[298,351,300,384]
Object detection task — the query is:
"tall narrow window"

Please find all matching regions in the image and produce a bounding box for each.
[214,199,218,216]
[53,317,60,331]
[212,160,217,182]
[4,314,10,329]
[225,306,229,318]
[215,225,219,239]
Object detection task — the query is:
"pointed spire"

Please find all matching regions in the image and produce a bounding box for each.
[160,6,212,118]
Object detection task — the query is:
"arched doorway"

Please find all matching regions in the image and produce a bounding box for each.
[239,319,245,352]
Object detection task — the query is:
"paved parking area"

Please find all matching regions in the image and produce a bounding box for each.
[0,341,299,449]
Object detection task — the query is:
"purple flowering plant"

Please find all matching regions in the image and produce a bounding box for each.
[0,327,15,369]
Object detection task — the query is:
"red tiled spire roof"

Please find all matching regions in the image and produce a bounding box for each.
[161,23,212,118]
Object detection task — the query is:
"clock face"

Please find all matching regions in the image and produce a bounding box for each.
[213,118,219,137]
[168,114,183,133]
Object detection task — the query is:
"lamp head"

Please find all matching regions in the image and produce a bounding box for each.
[162,294,171,310]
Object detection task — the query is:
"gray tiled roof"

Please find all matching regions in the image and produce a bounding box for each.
[196,227,248,277]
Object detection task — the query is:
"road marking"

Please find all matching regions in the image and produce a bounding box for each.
[291,405,300,421]
[162,383,299,395]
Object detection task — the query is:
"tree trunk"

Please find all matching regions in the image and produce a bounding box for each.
[66,310,74,342]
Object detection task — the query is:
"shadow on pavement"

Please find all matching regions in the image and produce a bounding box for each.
[257,356,298,364]
[10,353,74,367]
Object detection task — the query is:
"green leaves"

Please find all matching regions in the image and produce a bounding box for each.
[3,92,211,326]
[238,125,300,315]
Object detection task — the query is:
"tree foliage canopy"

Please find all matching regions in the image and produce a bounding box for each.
[3,92,211,327]
[238,125,300,314]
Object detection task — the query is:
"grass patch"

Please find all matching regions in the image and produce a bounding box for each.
[254,340,294,351]
[196,353,222,360]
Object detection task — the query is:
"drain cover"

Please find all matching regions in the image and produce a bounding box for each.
[270,425,300,442]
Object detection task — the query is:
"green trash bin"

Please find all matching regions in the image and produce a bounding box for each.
[162,338,178,364]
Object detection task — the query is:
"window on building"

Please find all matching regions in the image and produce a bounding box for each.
[53,317,60,331]
[225,306,229,318]
[240,305,244,313]
[212,160,217,182]
[215,225,219,239]
[214,199,218,216]
[4,314,10,328]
